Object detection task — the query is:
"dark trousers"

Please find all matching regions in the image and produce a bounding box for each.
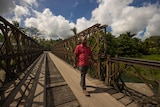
[78,66,88,90]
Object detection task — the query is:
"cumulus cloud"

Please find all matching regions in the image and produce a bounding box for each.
[25,8,75,39]
[0,0,38,24]
[111,5,159,36]
[0,0,16,15]
[23,0,38,7]
[89,0,160,40]
[144,14,160,39]
[2,0,160,40]
[17,0,38,7]
[14,5,30,17]
[76,17,95,32]
[12,5,30,22]
[23,0,160,40]
[92,0,133,25]
[0,0,37,15]
[24,9,95,39]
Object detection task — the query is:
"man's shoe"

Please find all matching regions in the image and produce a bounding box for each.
[83,90,90,97]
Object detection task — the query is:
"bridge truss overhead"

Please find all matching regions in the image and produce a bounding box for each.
[52,23,107,79]
[52,24,160,106]
[0,16,43,82]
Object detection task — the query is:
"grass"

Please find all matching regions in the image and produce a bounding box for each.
[121,73,142,83]
[121,54,160,93]
[140,54,160,61]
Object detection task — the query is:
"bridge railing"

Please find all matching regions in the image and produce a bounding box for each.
[52,23,107,79]
[105,55,160,105]
[0,16,43,83]
[52,24,160,105]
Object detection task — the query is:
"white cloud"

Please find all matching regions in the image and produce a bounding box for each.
[76,17,95,32]
[144,14,160,39]
[12,5,30,22]
[92,0,133,24]
[23,0,38,7]
[14,5,30,17]
[88,0,160,40]
[23,0,160,40]
[0,0,37,15]
[17,0,38,7]
[0,0,16,15]
[111,5,159,36]
[2,0,160,40]
[25,8,75,39]
[0,0,37,24]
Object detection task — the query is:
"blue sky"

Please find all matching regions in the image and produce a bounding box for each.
[37,0,99,23]
[129,0,158,6]
[0,0,160,40]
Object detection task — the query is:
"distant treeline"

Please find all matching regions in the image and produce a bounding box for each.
[105,32,160,58]
[1,31,160,58]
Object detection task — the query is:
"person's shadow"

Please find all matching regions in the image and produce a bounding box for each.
[86,85,118,95]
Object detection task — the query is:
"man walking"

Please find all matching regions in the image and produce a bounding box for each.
[74,36,95,96]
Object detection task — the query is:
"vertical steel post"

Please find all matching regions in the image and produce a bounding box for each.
[105,55,111,86]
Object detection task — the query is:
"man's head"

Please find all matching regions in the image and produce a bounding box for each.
[81,36,87,46]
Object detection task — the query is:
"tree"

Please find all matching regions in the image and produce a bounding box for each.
[106,32,118,56]
[0,33,4,42]
[116,32,142,57]
[25,27,42,43]
[126,31,136,38]
[143,36,160,54]
[26,27,39,37]
[0,33,4,48]
[12,21,19,28]
[70,27,77,35]
[12,21,26,33]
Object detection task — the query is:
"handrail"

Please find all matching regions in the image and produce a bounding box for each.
[52,23,160,105]
[111,57,160,69]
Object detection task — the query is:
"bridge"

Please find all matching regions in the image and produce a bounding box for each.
[0,16,160,107]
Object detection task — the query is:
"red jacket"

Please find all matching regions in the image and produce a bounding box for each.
[74,44,92,66]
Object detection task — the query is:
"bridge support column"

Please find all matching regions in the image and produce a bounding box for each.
[105,55,111,86]
[158,81,160,97]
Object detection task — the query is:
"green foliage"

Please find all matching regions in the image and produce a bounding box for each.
[12,21,19,27]
[88,33,97,53]
[143,36,160,54]
[70,27,77,35]
[26,27,40,37]
[106,32,118,56]
[106,32,160,57]
[121,73,142,83]
[0,33,4,42]
[141,54,160,61]
[38,39,54,51]
[38,38,62,51]
[106,32,144,57]
[117,33,143,57]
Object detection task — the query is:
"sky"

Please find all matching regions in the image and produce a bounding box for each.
[0,0,160,40]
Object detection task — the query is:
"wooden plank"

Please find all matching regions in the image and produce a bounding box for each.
[126,102,138,107]
[32,54,46,107]
[46,54,80,107]
[46,82,67,88]
[48,52,125,107]
[112,93,125,100]
[119,96,133,106]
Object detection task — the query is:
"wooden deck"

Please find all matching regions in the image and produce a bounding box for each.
[0,52,139,107]
[48,52,136,107]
